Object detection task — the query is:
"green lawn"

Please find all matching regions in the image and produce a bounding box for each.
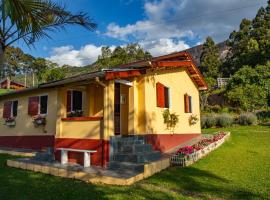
[0,89,14,95]
[0,126,269,200]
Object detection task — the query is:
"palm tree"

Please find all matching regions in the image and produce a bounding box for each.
[0,0,96,78]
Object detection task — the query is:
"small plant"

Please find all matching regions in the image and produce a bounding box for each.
[163,109,179,133]
[217,113,233,127]
[5,117,16,127]
[238,113,258,125]
[33,115,46,127]
[189,114,199,125]
[67,110,83,117]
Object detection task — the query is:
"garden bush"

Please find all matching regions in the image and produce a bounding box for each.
[238,113,258,125]
[201,115,207,128]
[217,113,234,127]
[204,115,217,128]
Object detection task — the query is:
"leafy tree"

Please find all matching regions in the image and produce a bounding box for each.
[40,66,66,82]
[200,37,221,79]
[0,0,96,78]
[226,63,270,111]
[95,43,152,69]
[225,1,270,75]
[199,77,216,111]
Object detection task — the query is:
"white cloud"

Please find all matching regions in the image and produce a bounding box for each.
[106,0,267,54]
[140,38,189,56]
[47,45,115,67]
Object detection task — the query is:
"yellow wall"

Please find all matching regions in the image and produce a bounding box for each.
[55,83,104,139]
[0,89,58,136]
[61,120,103,139]
[138,68,201,134]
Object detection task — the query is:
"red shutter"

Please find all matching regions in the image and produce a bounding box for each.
[67,91,72,112]
[184,94,190,113]
[156,82,165,107]
[3,101,12,118]
[28,96,39,116]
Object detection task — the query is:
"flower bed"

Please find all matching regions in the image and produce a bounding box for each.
[170,132,230,166]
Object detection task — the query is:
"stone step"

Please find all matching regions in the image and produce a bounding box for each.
[118,140,145,146]
[115,135,145,142]
[34,152,54,162]
[120,144,153,153]
[109,161,144,173]
[113,151,161,163]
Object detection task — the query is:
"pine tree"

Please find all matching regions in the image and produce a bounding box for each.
[200,37,221,79]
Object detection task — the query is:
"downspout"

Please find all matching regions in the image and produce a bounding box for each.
[95,76,107,167]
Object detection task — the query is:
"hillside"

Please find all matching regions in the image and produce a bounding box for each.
[12,41,229,87]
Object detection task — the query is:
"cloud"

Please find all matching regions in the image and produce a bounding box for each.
[106,0,267,54]
[47,45,115,67]
[140,38,189,56]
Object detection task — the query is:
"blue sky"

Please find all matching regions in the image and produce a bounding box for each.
[18,0,267,67]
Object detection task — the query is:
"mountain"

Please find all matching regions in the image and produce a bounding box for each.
[185,41,229,66]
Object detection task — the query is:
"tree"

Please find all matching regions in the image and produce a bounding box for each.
[200,37,221,79]
[0,0,96,78]
[226,63,270,111]
[40,66,66,82]
[95,43,152,69]
[225,1,270,75]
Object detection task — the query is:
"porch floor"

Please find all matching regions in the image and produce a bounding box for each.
[7,155,171,185]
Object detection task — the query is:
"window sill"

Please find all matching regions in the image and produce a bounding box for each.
[61,116,103,121]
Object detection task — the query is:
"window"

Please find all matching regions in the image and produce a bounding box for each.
[28,95,48,116]
[67,90,83,112]
[184,94,192,113]
[156,82,170,108]
[40,95,48,114]
[3,100,18,118]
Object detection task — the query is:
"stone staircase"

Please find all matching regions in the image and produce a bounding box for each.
[34,147,54,162]
[109,135,161,173]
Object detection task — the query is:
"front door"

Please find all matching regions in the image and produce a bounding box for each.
[114,83,121,135]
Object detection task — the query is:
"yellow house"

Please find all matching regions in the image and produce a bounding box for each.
[0,52,207,167]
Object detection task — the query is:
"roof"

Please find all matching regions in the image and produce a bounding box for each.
[118,51,208,89]
[0,78,26,87]
[0,51,207,98]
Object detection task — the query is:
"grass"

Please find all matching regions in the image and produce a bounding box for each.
[0,89,14,95]
[0,126,269,200]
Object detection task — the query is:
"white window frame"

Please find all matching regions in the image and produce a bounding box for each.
[38,94,48,115]
[164,85,171,109]
[10,100,18,118]
[68,90,83,112]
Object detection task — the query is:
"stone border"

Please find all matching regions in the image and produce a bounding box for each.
[170,132,230,166]
[6,157,171,186]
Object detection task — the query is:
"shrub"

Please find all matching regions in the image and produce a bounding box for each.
[238,113,258,125]
[256,111,270,125]
[217,113,233,127]
[205,115,217,128]
[201,115,207,128]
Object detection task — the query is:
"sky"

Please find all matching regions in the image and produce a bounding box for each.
[18,0,268,67]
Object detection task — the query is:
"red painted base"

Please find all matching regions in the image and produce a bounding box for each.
[146,133,201,152]
[0,135,55,150]
[54,138,109,167]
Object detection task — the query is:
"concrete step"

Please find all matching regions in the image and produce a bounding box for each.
[113,151,161,163]
[120,144,153,153]
[109,161,144,173]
